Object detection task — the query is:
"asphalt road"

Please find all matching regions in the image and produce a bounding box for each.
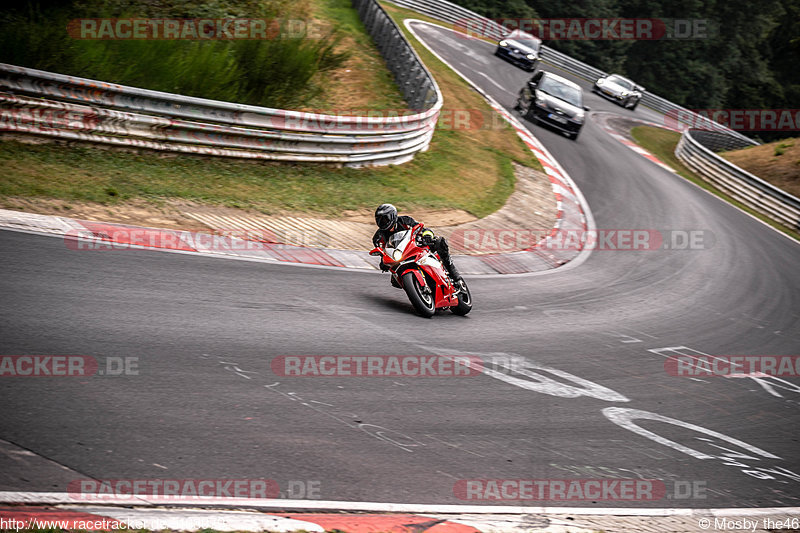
[0,21,799,509]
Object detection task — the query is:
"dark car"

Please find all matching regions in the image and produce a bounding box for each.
[592,74,644,110]
[515,70,589,140]
[494,30,542,71]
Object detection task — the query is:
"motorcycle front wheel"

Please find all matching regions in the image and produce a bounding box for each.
[402,271,435,318]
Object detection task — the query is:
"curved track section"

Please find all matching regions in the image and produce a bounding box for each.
[0,21,798,510]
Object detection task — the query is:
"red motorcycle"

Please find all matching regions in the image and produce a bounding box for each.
[370,223,472,318]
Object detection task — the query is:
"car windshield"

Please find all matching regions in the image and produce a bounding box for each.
[607,75,634,90]
[538,77,582,107]
[511,38,541,51]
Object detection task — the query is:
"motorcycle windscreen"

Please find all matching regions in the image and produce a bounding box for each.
[385,230,412,260]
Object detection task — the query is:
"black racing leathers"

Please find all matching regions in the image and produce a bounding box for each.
[372,215,418,248]
[372,216,462,282]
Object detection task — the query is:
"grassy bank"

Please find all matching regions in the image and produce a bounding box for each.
[719,137,800,198]
[0,0,542,220]
[0,0,404,110]
[630,126,800,241]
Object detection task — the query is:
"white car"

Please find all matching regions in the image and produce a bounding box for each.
[592,74,644,110]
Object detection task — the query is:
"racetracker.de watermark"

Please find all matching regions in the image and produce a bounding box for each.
[67,18,332,39]
[454,479,667,501]
[665,109,800,132]
[64,228,332,250]
[665,355,800,377]
[68,479,280,500]
[448,229,714,253]
[271,355,483,377]
[454,18,715,40]
[0,107,505,133]
[0,355,138,377]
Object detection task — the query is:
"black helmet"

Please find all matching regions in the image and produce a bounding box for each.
[375,203,398,230]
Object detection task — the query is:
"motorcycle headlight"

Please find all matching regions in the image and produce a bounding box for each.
[392,249,403,261]
[526,53,536,60]
[499,40,508,47]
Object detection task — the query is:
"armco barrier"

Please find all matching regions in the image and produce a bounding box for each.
[0,0,442,167]
[676,129,800,232]
[385,0,757,148]
[390,0,800,233]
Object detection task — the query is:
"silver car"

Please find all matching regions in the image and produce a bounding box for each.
[495,30,542,72]
[592,74,644,110]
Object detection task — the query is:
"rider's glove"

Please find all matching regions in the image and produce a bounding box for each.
[379,260,391,272]
[420,229,435,246]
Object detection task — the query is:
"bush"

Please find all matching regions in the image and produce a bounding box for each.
[0,0,349,108]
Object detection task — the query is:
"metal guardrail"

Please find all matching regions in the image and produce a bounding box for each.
[386,0,758,149]
[353,0,441,112]
[0,0,442,167]
[676,129,800,231]
[390,0,799,232]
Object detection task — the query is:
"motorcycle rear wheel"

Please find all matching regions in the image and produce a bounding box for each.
[451,280,472,316]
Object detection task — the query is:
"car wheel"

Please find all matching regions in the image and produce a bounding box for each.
[514,91,525,112]
[629,99,639,111]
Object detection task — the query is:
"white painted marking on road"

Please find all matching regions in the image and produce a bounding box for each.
[422,347,629,402]
[474,70,509,93]
[263,383,424,453]
[3,491,800,516]
[607,332,642,344]
[603,407,782,461]
[649,346,800,400]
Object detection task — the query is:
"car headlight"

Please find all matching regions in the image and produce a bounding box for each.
[535,95,546,107]
[620,91,630,97]
[526,53,536,60]
[596,78,605,85]
[499,40,508,47]
[573,112,585,123]
[392,249,403,261]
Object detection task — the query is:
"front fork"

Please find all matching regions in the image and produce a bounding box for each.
[394,264,431,295]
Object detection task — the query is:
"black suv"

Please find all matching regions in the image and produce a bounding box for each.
[515,70,589,140]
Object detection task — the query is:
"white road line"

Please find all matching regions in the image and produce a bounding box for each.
[1,491,799,516]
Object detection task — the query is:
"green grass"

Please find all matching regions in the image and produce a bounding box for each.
[630,126,800,241]
[302,0,406,110]
[773,142,793,156]
[0,0,349,110]
[0,0,544,219]
[0,137,511,217]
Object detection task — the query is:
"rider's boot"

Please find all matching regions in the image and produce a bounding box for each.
[445,258,463,285]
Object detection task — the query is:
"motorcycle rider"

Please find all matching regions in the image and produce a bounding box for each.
[372,203,463,284]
